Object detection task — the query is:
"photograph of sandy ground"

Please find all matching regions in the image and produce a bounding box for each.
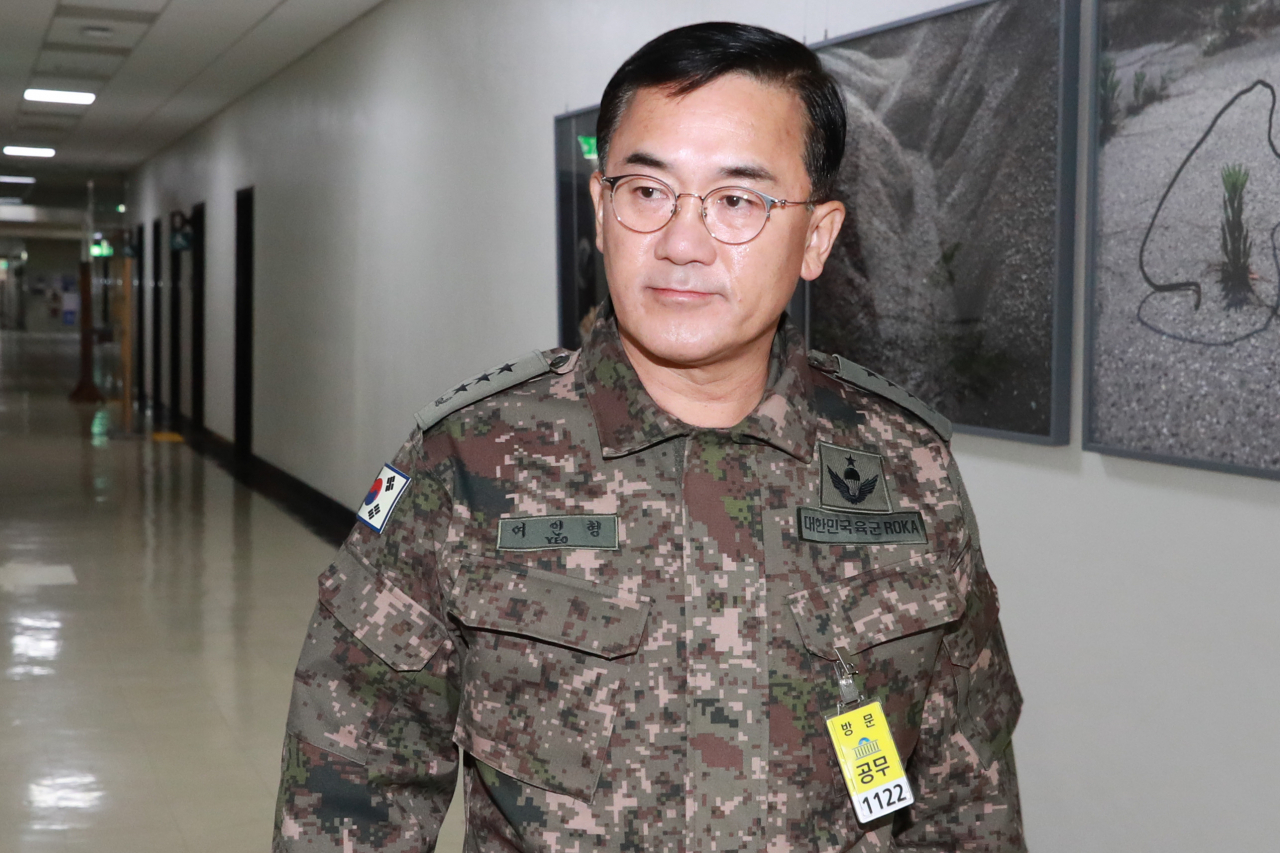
[1091,0,1280,475]
[812,0,1071,440]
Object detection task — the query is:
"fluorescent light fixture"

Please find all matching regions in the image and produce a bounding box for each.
[3,147,55,158]
[0,198,22,205]
[0,175,36,184]
[24,88,96,106]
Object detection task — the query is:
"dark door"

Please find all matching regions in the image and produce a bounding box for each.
[151,218,162,415]
[135,223,146,408]
[190,203,206,432]
[169,227,181,429]
[234,187,254,459]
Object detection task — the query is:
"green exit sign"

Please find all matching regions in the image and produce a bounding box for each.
[577,135,598,161]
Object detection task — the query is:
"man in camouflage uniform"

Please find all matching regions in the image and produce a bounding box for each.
[275,22,1024,853]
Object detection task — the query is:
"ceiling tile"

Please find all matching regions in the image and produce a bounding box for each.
[19,100,90,117]
[35,49,124,78]
[27,74,106,93]
[47,16,150,50]
[59,0,169,13]
[17,113,80,129]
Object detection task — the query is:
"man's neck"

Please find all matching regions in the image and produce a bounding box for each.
[618,329,774,429]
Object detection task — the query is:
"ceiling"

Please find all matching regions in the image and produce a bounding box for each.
[0,0,386,213]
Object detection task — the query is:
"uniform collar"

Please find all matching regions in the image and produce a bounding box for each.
[580,312,817,462]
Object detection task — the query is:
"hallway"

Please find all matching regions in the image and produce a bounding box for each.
[0,331,332,851]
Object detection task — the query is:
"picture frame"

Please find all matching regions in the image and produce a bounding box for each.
[808,0,1080,444]
[1084,0,1280,480]
[556,0,1080,447]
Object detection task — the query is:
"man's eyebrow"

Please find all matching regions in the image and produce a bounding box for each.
[620,151,668,171]
[718,164,776,183]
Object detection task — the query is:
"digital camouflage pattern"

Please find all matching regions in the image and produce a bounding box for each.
[274,313,1025,852]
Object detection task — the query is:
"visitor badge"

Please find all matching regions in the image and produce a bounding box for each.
[825,701,914,823]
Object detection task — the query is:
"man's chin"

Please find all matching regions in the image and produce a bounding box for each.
[628,332,732,369]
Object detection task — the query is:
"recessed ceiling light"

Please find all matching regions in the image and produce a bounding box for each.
[24,88,96,106]
[3,147,56,158]
[116,204,126,213]
[81,25,114,40]
[0,175,36,184]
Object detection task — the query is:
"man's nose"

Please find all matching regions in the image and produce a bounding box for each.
[656,194,717,265]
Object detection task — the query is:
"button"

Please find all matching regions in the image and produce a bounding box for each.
[549,354,571,369]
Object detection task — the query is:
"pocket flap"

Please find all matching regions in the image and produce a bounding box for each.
[451,563,650,659]
[788,559,962,659]
[319,548,449,672]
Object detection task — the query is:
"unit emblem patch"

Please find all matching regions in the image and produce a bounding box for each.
[356,463,410,533]
[818,444,892,513]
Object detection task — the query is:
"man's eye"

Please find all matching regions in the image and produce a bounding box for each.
[718,192,759,211]
[633,185,669,201]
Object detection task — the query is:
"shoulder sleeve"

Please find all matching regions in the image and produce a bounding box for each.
[274,428,462,852]
[809,350,953,442]
[414,349,571,433]
[891,446,1024,851]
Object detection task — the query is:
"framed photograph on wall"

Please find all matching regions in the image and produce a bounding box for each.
[1086,0,1280,480]
[555,106,607,350]
[809,0,1080,444]
[556,0,1080,446]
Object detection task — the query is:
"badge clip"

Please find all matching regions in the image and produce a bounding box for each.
[834,648,864,712]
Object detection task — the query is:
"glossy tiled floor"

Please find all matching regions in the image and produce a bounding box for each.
[0,332,464,852]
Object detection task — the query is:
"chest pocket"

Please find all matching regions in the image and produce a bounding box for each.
[786,556,962,761]
[448,560,651,803]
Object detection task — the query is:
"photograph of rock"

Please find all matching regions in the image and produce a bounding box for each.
[810,0,1079,443]
[1087,0,1280,478]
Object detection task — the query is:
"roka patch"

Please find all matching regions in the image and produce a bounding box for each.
[356,463,410,533]
[496,515,620,551]
[819,443,892,513]
[797,507,928,545]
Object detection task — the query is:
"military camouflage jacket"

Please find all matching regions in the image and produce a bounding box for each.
[274,316,1025,852]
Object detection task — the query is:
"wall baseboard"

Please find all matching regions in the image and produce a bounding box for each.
[184,425,354,547]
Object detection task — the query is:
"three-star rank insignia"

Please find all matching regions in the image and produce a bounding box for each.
[356,463,411,534]
[818,443,892,513]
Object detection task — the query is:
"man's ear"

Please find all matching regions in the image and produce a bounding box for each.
[799,200,846,281]
[589,172,606,254]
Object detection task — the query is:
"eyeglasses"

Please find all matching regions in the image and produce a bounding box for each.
[599,174,812,245]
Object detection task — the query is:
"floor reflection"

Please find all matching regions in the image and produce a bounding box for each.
[0,330,336,851]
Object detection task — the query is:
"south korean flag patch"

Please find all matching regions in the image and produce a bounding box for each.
[357,463,410,534]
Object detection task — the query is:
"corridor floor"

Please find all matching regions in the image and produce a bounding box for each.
[0,331,462,851]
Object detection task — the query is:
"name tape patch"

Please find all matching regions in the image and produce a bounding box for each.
[497,515,619,551]
[357,463,411,534]
[798,507,928,545]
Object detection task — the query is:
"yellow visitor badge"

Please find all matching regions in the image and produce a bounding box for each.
[825,700,914,823]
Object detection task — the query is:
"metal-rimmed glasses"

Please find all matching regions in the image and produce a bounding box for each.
[599,174,813,245]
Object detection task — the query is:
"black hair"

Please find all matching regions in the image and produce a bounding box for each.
[597,22,847,202]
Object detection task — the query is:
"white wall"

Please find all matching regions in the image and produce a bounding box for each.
[131,1,1280,850]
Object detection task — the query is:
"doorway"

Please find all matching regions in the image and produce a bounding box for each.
[190,203,205,432]
[234,188,254,460]
[151,218,161,417]
[168,216,182,429]
[134,223,145,409]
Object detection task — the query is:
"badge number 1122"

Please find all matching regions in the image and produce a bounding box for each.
[825,701,914,823]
